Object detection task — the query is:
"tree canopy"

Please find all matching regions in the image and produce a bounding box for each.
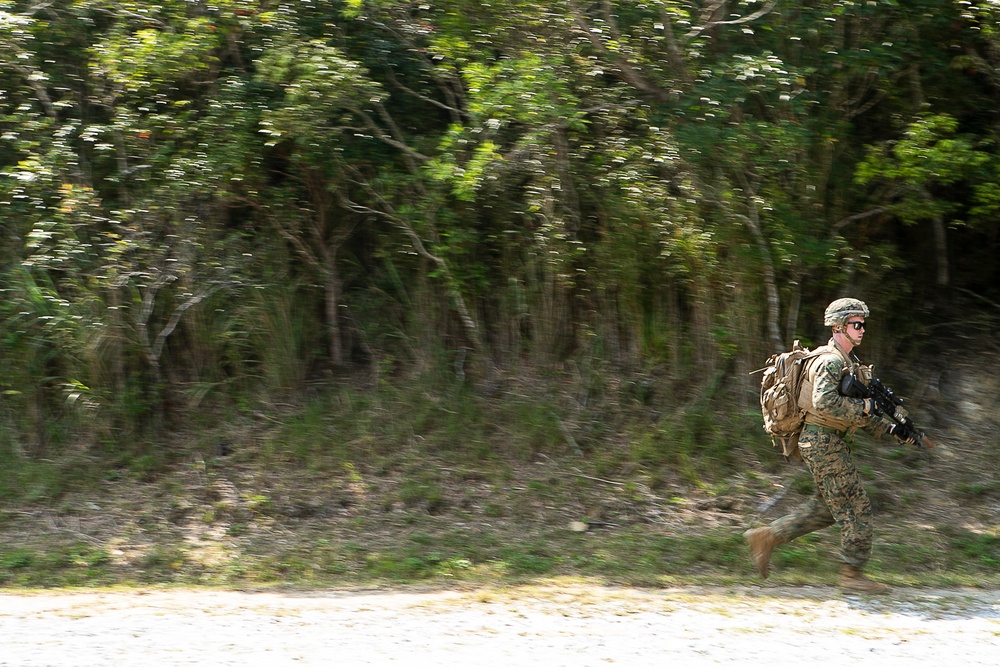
[1,0,998,452]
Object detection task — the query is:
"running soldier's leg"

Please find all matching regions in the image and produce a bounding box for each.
[797,430,873,568]
[767,429,835,543]
[768,489,835,542]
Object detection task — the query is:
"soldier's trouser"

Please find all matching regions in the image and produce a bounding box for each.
[767,424,874,569]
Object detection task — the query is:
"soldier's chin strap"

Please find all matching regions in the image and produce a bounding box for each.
[834,324,862,348]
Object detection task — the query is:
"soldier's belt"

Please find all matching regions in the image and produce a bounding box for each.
[802,423,848,438]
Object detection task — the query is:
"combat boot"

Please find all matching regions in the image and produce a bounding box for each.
[743,527,781,579]
[839,565,891,594]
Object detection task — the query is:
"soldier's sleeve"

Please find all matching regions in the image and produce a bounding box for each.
[866,415,895,439]
[810,355,871,426]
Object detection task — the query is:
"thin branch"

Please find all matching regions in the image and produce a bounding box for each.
[43,514,104,546]
[568,0,673,103]
[963,47,1000,92]
[363,11,468,125]
[151,291,208,362]
[684,0,778,40]
[22,1,57,17]
[336,166,483,351]
[601,0,623,41]
[692,0,728,34]
[659,8,692,81]
[844,65,919,120]
[568,469,626,486]
[830,207,887,234]
[956,288,1000,313]
[383,67,466,123]
[337,180,439,263]
[353,106,430,164]
[0,47,58,119]
[87,5,168,29]
[136,271,175,359]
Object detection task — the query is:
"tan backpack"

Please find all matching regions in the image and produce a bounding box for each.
[755,340,824,461]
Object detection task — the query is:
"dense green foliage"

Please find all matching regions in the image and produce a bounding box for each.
[1,0,998,457]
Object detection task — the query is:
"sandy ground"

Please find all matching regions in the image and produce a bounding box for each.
[1,584,999,666]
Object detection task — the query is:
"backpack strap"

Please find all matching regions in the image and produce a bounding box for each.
[795,344,836,412]
[798,341,863,431]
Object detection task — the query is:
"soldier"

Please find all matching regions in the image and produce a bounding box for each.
[744,298,916,593]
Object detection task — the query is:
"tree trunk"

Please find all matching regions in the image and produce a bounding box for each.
[324,251,344,367]
[932,215,949,287]
[783,274,802,345]
[737,179,784,352]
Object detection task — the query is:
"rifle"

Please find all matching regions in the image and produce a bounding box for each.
[839,373,935,449]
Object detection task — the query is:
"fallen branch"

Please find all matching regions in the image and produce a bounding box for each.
[568,469,626,486]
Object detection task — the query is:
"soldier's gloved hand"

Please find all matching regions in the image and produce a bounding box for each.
[861,398,880,417]
[889,421,917,445]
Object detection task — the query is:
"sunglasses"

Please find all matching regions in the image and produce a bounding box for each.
[847,321,866,331]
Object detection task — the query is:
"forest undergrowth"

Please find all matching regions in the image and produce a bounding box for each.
[1,331,999,593]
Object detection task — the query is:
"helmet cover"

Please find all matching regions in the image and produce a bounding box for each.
[824,298,870,327]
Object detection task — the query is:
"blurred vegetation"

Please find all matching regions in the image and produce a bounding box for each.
[1,1,999,589]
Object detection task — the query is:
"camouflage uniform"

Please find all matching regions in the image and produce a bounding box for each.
[765,338,895,567]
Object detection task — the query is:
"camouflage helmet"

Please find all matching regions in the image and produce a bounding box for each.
[824,297,869,327]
